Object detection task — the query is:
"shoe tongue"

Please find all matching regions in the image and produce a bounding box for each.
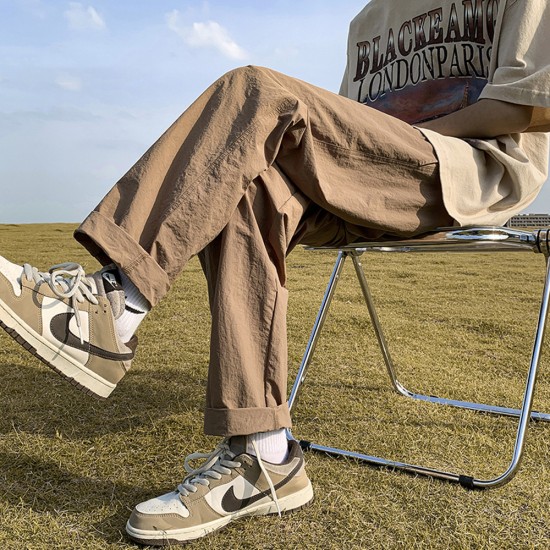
[92,266,125,319]
[102,268,123,293]
[229,436,247,456]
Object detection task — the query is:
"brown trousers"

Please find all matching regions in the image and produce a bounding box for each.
[74,66,452,436]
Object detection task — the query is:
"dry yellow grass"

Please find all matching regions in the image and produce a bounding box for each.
[1,223,550,549]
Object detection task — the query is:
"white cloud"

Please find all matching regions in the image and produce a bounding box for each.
[166,10,248,60]
[55,75,82,91]
[64,2,106,31]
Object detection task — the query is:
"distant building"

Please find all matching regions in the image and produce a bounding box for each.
[506,213,550,227]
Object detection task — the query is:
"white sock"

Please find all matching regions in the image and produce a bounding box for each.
[246,429,289,464]
[116,270,151,343]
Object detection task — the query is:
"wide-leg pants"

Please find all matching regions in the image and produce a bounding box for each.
[74,66,453,436]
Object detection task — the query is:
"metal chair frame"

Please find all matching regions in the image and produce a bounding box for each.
[287,226,550,489]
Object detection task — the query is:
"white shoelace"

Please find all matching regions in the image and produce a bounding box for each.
[177,439,282,516]
[23,262,98,344]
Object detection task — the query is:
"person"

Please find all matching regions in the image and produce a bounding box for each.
[1,0,549,545]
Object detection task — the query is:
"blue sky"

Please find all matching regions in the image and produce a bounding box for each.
[1,0,549,223]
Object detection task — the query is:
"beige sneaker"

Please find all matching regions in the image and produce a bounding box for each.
[0,256,136,398]
[126,438,314,546]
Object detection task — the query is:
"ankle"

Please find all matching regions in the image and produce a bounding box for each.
[245,429,289,464]
[110,268,150,343]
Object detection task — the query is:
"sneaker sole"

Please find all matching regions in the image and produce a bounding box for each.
[125,481,314,545]
[0,297,115,399]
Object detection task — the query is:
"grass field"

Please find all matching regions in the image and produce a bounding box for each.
[1,223,550,549]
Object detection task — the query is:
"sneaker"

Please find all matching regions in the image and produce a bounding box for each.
[0,256,137,398]
[125,438,314,545]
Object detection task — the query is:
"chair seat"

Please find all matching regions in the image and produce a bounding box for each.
[306,226,548,254]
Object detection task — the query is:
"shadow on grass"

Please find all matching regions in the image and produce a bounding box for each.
[0,450,163,545]
[0,360,207,439]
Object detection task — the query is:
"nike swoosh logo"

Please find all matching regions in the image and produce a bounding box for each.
[220,456,303,513]
[50,312,134,362]
[125,305,145,315]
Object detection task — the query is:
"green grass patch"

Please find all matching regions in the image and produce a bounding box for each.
[1,224,550,549]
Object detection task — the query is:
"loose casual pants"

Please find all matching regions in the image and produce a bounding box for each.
[74,66,453,436]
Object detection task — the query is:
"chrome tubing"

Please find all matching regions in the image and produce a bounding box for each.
[308,227,539,255]
[348,248,550,487]
[351,241,550,424]
[288,251,347,413]
[350,254,401,392]
[536,228,550,255]
[472,255,550,488]
[386,390,550,422]
[289,236,550,489]
[298,442,463,484]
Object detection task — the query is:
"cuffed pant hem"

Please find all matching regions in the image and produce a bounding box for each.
[74,210,170,307]
[203,403,292,437]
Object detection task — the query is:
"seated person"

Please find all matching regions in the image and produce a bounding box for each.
[0,0,548,545]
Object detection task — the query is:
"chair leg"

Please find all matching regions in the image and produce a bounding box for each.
[289,252,550,489]
[288,251,347,413]
[486,254,550,488]
[351,254,550,423]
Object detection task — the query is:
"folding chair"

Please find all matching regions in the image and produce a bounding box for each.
[287,226,550,489]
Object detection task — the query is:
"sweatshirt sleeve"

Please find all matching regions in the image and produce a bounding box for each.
[480,0,550,129]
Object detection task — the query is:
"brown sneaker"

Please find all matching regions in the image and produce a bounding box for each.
[0,257,136,398]
[125,438,314,546]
